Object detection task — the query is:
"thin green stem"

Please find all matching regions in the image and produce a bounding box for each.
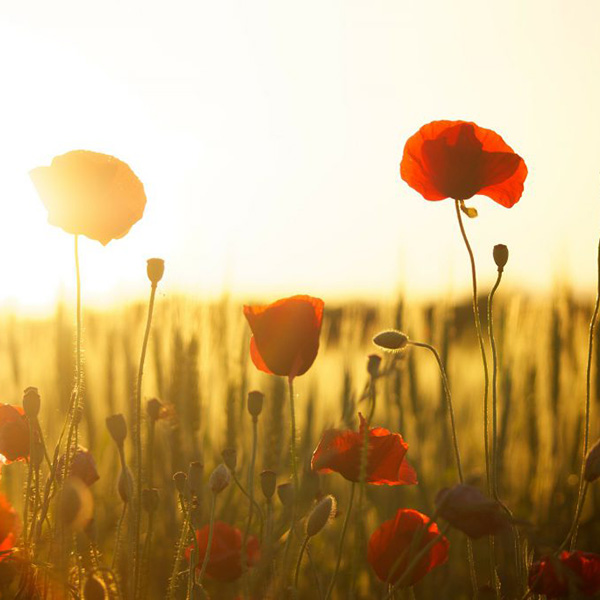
[288,377,299,492]
[198,494,217,585]
[293,535,310,590]
[243,417,259,598]
[167,505,192,600]
[133,282,158,600]
[111,503,128,571]
[558,482,589,553]
[324,482,355,600]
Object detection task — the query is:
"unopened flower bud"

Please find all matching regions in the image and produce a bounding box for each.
[173,471,187,495]
[209,464,231,494]
[106,414,127,447]
[307,495,336,537]
[247,390,264,418]
[187,461,204,496]
[221,448,237,471]
[373,330,409,352]
[118,467,134,504]
[493,244,509,272]
[277,482,294,507]
[142,488,160,513]
[22,387,41,419]
[147,258,165,286]
[367,354,382,378]
[58,446,100,487]
[584,438,600,483]
[83,574,107,600]
[146,397,164,421]
[260,470,277,500]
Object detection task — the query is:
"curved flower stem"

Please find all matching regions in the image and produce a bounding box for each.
[111,503,128,571]
[293,535,310,590]
[568,237,600,550]
[232,472,265,526]
[133,280,158,600]
[324,482,355,600]
[558,482,589,553]
[198,493,217,585]
[242,416,259,598]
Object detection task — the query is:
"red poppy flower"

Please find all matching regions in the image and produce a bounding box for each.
[368,509,449,586]
[30,150,146,245]
[243,295,324,379]
[435,484,510,539]
[0,494,19,559]
[400,120,527,207]
[186,522,260,582]
[311,414,417,486]
[529,551,600,598]
[0,404,29,463]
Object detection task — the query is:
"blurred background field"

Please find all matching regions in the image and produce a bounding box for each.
[1,290,599,598]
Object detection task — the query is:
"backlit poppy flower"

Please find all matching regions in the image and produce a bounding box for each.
[311,413,417,486]
[30,150,146,245]
[400,120,527,208]
[186,521,260,582]
[528,551,600,598]
[243,295,324,379]
[435,484,510,539]
[368,509,449,586]
[0,404,29,463]
[0,494,19,559]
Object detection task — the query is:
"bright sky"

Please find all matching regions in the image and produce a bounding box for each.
[1,1,600,312]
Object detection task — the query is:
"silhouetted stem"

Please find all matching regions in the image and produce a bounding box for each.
[111,503,127,571]
[167,505,192,600]
[198,494,217,585]
[288,377,299,492]
[242,417,259,597]
[293,535,310,590]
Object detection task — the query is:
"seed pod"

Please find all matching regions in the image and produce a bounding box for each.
[277,482,294,507]
[584,438,600,483]
[209,464,231,494]
[142,488,160,513]
[493,244,509,271]
[187,461,204,496]
[373,330,409,352]
[106,414,127,446]
[118,467,134,504]
[366,354,382,378]
[307,495,336,537]
[260,470,277,500]
[147,258,165,285]
[173,471,187,495]
[22,387,41,419]
[221,448,237,471]
[83,574,107,600]
[247,390,264,418]
[146,397,164,421]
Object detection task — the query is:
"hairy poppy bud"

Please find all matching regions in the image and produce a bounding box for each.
[187,461,204,496]
[373,330,409,352]
[83,575,107,600]
[209,464,231,494]
[173,471,187,495]
[147,258,165,286]
[106,414,127,447]
[221,448,237,471]
[277,482,294,507]
[584,438,600,483]
[307,495,336,537]
[142,488,160,513]
[118,467,134,504]
[260,470,277,500]
[247,390,264,418]
[146,397,164,421]
[493,244,509,272]
[22,387,41,419]
[367,354,382,378]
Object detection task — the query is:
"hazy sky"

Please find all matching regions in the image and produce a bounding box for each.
[2,1,600,311]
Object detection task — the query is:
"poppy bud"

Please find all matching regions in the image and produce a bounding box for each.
[221,448,237,471]
[173,471,187,495]
[493,244,509,272]
[209,464,231,494]
[118,467,134,504]
[147,258,165,286]
[306,495,336,537]
[106,414,127,447]
[277,482,294,507]
[247,390,264,418]
[187,461,204,496]
[146,397,164,421]
[584,438,600,483]
[22,387,41,419]
[260,470,277,500]
[142,488,160,513]
[58,446,100,487]
[373,330,409,352]
[367,354,382,378]
[83,575,107,600]
[59,477,93,531]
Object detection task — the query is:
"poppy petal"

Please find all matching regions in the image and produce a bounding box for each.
[249,337,274,375]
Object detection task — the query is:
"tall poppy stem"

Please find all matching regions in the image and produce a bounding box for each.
[198,493,217,585]
[288,377,299,492]
[242,415,259,597]
[133,279,158,600]
[293,535,310,590]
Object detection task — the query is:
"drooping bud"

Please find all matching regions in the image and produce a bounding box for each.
[221,448,237,471]
[147,258,165,286]
[209,464,231,494]
[173,471,187,495]
[277,482,294,507]
[584,438,600,483]
[118,467,134,504]
[146,397,164,421]
[306,495,336,537]
[187,461,204,496]
[260,470,277,500]
[106,414,127,447]
[142,488,160,513]
[366,354,382,378]
[247,391,264,418]
[22,387,41,419]
[493,244,509,272]
[83,574,107,600]
[373,330,409,352]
